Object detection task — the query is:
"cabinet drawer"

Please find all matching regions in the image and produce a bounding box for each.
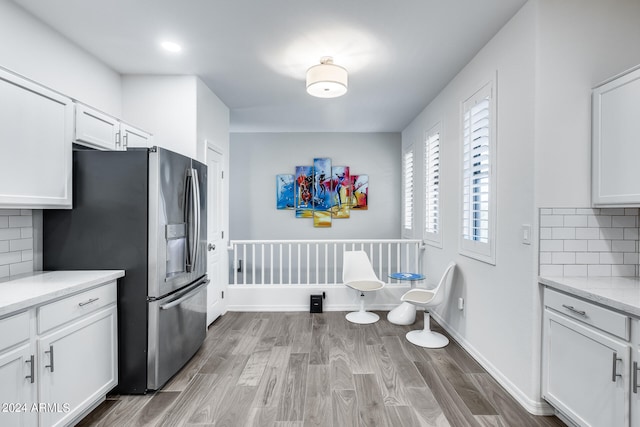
[544,288,629,340]
[0,310,30,352]
[38,281,117,334]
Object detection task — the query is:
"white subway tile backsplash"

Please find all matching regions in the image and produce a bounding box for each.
[552,252,576,264]
[552,228,575,240]
[577,208,600,215]
[588,265,612,276]
[576,253,600,264]
[600,252,624,264]
[624,228,639,240]
[0,209,34,277]
[624,253,639,264]
[612,216,636,228]
[539,207,639,278]
[564,240,588,252]
[553,208,576,215]
[600,228,624,240]
[588,240,611,252]
[541,215,564,227]
[0,228,21,240]
[613,265,636,276]
[576,228,599,240]
[564,265,588,276]
[564,215,588,227]
[9,216,31,228]
[612,240,636,252]
[540,240,563,252]
[9,261,33,276]
[589,215,612,228]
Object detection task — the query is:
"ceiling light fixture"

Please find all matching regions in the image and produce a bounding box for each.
[306,57,348,98]
[160,41,182,53]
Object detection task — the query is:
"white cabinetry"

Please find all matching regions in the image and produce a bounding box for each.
[75,104,152,151]
[0,280,117,427]
[542,287,634,426]
[592,65,640,206]
[632,319,640,427]
[0,311,36,427]
[0,68,73,209]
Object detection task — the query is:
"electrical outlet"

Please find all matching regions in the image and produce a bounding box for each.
[457,297,465,310]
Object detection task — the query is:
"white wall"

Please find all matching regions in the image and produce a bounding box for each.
[402,1,540,412]
[229,132,401,240]
[402,0,640,415]
[122,75,198,159]
[535,0,640,207]
[0,0,121,116]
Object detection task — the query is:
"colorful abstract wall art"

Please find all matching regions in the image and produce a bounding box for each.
[277,158,368,227]
[276,174,294,210]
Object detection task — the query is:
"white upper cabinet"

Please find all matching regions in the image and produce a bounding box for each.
[0,68,73,209]
[120,122,152,149]
[75,103,121,150]
[592,65,640,206]
[75,104,152,151]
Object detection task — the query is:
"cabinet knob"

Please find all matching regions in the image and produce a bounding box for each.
[208,243,216,251]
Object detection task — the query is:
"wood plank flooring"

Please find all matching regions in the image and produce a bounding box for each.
[77,311,565,427]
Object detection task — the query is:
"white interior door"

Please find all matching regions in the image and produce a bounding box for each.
[206,145,225,325]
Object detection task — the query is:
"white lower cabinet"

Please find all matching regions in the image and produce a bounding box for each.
[0,280,117,427]
[542,286,637,426]
[0,342,37,427]
[632,320,640,427]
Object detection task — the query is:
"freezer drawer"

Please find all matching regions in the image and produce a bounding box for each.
[147,277,208,390]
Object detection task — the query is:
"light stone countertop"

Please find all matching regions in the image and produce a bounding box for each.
[0,270,125,318]
[539,276,640,318]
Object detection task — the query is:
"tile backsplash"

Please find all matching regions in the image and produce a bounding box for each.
[0,209,34,279]
[539,208,639,277]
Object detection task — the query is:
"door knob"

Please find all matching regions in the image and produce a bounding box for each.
[208,243,216,251]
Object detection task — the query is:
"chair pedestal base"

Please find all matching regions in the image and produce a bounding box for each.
[387,302,416,325]
[346,311,379,324]
[405,330,449,348]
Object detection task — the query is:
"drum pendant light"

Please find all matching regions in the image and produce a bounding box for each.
[306,57,348,98]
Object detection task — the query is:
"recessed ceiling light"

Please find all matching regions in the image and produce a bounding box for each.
[160,41,182,53]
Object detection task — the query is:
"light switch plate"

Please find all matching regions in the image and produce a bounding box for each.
[522,224,532,245]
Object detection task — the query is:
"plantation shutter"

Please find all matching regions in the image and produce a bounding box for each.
[403,149,414,232]
[424,128,440,238]
[460,78,495,265]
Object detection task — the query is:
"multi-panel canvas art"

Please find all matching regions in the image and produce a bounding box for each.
[351,174,369,210]
[276,174,294,210]
[295,166,314,218]
[278,158,368,227]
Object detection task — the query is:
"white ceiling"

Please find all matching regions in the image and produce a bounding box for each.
[12,0,527,132]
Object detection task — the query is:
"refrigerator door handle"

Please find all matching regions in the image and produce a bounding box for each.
[159,278,209,310]
[192,168,201,270]
[185,168,198,273]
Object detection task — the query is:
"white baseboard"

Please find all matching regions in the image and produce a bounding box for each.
[226,283,411,312]
[430,311,554,416]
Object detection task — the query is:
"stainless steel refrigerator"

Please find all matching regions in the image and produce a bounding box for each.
[43,146,208,394]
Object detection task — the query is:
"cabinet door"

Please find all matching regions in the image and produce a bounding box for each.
[120,123,152,149]
[542,309,630,426]
[592,67,640,206]
[632,320,640,427]
[0,343,37,427]
[75,104,121,151]
[38,306,117,427]
[0,69,73,209]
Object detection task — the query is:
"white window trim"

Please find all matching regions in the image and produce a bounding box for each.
[402,146,414,237]
[424,123,442,248]
[459,77,497,265]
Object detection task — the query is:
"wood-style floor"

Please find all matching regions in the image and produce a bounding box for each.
[78,311,565,427]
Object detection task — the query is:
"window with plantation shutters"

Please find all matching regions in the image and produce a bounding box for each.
[403,148,414,234]
[460,79,496,264]
[424,124,441,247]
